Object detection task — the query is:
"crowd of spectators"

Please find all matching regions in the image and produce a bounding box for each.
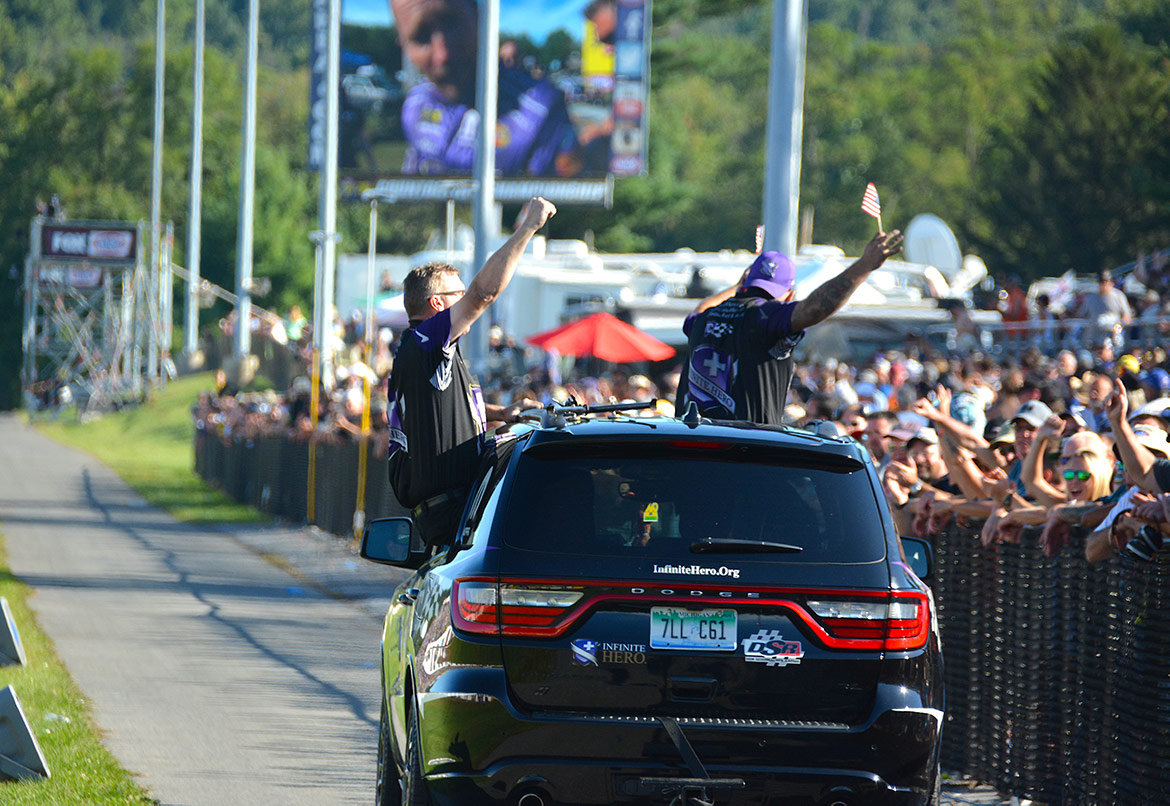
[196,303,1170,569]
[194,255,1170,566]
[809,346,1170,566]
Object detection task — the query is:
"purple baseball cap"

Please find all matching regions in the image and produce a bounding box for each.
[743,251,796,299]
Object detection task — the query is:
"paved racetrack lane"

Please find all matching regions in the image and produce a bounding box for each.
[0,414,406,805]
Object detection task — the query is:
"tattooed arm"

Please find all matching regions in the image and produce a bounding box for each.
[789,230,902,332]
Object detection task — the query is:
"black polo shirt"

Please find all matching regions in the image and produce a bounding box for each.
[386,309,487,509]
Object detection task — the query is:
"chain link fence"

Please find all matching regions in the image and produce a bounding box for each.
[194,428,1170,802]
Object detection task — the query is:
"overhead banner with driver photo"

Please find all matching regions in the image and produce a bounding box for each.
[316,0,651,200]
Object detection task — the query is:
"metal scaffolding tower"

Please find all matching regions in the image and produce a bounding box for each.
[22,217,154,415]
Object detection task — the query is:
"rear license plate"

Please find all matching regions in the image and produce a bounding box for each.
[650,607,737,651]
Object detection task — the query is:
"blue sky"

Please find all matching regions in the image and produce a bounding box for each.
[343,0,589,43]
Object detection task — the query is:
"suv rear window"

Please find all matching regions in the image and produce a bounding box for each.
[500,442,886,563]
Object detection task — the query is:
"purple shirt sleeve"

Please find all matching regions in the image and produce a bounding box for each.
[413,308,455,350]
[762,300,801,340]
[682,312,699,337]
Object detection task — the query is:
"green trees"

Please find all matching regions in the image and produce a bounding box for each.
[0,4,320,408]
[967,22,1170,279]
[2,1,1169,408]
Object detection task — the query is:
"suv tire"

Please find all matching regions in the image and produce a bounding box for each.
[376,698,401,806]
[403,704,431,805]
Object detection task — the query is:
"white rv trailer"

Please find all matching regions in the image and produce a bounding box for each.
[337,236,991,359]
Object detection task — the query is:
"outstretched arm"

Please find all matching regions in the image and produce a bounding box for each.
[913,387,990,454]
[789,230,902,332]
[1105,377,1161,493]
[449,197,557,341]
[1020,414,1066,506]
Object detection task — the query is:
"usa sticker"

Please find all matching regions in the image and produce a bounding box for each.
[742,629,805,667]
[571,639,598,666]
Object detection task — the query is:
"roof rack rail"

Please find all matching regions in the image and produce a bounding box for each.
[539,398,659,428]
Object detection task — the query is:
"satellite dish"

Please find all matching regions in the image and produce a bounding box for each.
[904,214,962,281]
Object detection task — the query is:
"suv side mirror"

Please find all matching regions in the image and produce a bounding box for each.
[360,517,418,566]
[899,536,933,581]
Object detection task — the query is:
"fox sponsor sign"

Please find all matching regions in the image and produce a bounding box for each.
[41,225,137,263]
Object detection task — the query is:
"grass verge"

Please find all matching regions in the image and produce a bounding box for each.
[0,532,156,804]
[34,373,267,525]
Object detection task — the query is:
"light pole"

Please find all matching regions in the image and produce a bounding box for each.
[149,0,166,382]
[184,0,206,360]
[233,0,259,363]
[761,0,808,258]
[467,0,500,373]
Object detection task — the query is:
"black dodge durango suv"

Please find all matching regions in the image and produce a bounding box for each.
[363,403,943,805]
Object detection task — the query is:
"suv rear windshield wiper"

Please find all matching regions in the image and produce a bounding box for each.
[690,538,804,554]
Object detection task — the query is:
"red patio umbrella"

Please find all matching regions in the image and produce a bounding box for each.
[527,312,676,363]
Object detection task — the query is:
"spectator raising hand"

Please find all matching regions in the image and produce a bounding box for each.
[1104,376,1128,425]
[1035,413,1064,445]
[982,466,1012,501]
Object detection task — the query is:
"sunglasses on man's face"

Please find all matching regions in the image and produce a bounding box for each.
[1062,469,1092,482]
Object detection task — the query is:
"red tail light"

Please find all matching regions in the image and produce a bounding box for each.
[452,578,930,650]
[453,578,586,637]
[805,591,931,651]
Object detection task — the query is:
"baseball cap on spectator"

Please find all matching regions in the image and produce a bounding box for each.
[1011,400,1053,429]
[1117,354,1141,375]
[1097,269,1113,283]
[742,251,796,299]
[907,427,940,448]
[1125,424,1170,459]
[1129,397,1170,427]
[889,421,934,443]
[990,422,1016,447]
[1059,408,1088,430]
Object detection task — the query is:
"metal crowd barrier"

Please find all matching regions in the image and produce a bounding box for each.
[194,429,409,537]
[932,527,1170,803]
[194,427,1170,802]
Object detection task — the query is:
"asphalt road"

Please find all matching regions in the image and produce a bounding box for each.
[0,414,407,805]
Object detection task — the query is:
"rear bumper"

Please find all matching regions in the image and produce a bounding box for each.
[414,670,941,805]
[429,762,931,805]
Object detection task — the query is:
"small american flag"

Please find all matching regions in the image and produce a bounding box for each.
[861,183,881,219]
